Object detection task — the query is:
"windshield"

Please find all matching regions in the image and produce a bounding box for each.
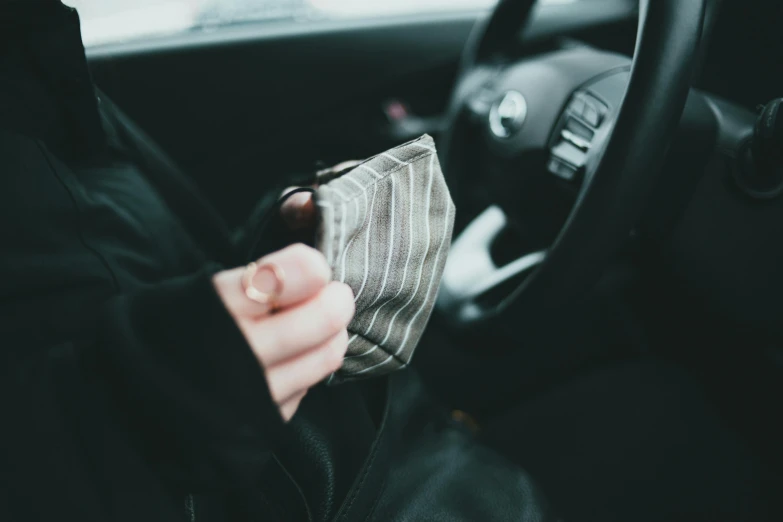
[63,0,502,47]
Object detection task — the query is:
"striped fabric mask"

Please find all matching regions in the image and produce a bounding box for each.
[315,135,455,384]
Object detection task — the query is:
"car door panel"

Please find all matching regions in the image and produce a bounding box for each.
[86,1,636,225]
[88,15,474,224]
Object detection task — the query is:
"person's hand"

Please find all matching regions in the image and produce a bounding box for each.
[280,187,317,231]
[279,160,363,230]
[213,244,354,421]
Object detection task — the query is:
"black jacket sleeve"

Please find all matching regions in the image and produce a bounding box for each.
[2,268,285,520]
[1,86,287,516]
[94,266,286,486]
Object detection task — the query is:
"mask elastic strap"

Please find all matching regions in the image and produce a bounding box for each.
[245,187,316,261]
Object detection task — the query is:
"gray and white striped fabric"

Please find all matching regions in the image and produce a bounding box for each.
[315,135,455,385]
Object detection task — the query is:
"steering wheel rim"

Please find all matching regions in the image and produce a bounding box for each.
[438,0,706,324]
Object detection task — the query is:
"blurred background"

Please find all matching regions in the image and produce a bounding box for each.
[63,0,509,47]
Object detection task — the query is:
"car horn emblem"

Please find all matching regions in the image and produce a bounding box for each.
[489,91,528,139]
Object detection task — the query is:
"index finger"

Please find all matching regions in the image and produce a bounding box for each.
[215,244,332,318]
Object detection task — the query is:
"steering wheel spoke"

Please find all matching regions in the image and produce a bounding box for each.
[438,206,546,322]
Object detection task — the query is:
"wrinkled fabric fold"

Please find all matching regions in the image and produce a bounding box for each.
[314,135,456,384]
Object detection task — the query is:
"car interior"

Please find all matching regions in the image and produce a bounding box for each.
[83,0,783,520]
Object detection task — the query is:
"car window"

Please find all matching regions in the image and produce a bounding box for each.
[63,0,577,48]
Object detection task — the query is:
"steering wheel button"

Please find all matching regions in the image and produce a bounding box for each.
[569,96,587,116]
[549,158,577,181]
[551,141,587,168]
[583,104,602,127]
[565,118,595,141]
[561,129,591,151]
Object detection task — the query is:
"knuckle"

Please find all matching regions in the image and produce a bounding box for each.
[252,324,282,369]
[292,244,331,283]
[211,271,227,293]
[287,242,312,257]
[340,285,357,321]
[327,330,349,368]
[281,392,306,422]
[330,356,344,374]
[333,281,355,308]
[319,303,343,336]
[326,341,346,371]
[331,330,349,356]
[318,285,353,333]
[286,243,310,267]
[212,269,238,303]
[264,371,285,404]
[336,328,350,346]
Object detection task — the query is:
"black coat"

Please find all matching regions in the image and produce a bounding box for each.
[0,3,551,521]
[0,4,300,520]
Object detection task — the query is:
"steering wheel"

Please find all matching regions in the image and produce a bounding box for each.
[436,0,706,325]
